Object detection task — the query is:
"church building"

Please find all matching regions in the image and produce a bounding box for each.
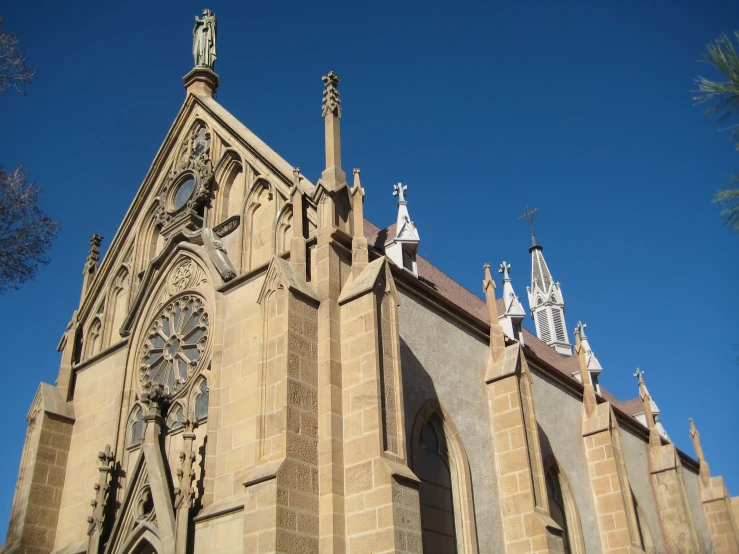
[3,12,738,554]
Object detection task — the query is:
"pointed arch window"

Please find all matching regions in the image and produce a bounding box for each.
[417,417,457,553]
[194,379,209,420]
[167,404,184,433]
[546,466,571,554]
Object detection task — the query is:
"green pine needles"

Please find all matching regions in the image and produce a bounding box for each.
[695,31,739,231]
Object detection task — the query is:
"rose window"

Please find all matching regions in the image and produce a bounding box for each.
[141,295,209,394]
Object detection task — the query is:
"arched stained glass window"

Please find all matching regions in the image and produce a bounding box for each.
[417,418,457,554]
[194,380,209,420]
[546,466,571,554]
[129,406,144,447]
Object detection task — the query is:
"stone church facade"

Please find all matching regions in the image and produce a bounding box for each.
[3,35,739,554]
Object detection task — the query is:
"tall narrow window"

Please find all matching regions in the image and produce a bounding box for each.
[546,465,571,554]
[417,418,457,554]
[194,379,209,420]
[129,406,144,447]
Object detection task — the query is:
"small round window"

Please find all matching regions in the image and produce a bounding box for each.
[172,178,195,210]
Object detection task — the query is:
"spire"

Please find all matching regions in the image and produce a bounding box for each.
[483,264,506,363]
[689,418,711,487]
[351,169,368,277]
[321,71,347,189]
[522,206,571,355]
[631,368,670,442]
[80,234,103,305]
[570,321,603,390]
[384,183,420,276]
[289,167,307,281]
[634,369,662,447]
[497,261,526,343]
[574,322,597,417]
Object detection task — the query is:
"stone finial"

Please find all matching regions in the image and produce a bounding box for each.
[634,369,661,447]
[499,261,511,281]
[353,168,362,190]
[350,169,367,277]
[84,234,103,274]
[392,182,408,203]
[292,167,301,188]
[574,323,597,416]
[321,71,341,118]
[87,445,115,550]
[483,264,505,363]
[689,418,711,487]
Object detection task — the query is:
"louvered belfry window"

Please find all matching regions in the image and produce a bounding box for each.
[552,309,566,342]
[537,311,552,343]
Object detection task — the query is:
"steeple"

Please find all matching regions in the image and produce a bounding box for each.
[520,206,571,355]
[570,322,602,392]
[320,71,347,190]
[633,368,670,442]
[384,183,420,276]
[497,261,526,344]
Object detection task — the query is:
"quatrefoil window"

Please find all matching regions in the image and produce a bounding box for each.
[141,295,209,394]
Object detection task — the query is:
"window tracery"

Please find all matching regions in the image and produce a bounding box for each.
[140,295,209,396]
[167,403,184,432]
[194,379,209,420]
[129,406,144,447]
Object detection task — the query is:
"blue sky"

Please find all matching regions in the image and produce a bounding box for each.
[1,0,737,536]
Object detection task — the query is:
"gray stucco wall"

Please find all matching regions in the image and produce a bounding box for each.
[397,288,504,553]
[619,426,665,551]
[682,464,713,545]
[529,367,603,554]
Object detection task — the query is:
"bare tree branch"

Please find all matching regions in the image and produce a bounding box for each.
[0,18,37,95]
[0,165,60,293]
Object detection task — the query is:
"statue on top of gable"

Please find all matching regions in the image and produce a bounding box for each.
[193,9,217,69]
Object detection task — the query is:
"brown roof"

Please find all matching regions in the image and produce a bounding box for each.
[619,397,644,417]
[364,219,628,410]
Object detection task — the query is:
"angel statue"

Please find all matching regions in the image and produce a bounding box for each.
[193,9,217,69]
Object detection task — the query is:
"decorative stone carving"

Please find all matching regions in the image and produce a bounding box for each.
[140,295,209,395]
[87,445,115,554]
[154,124,215,236]
[213,214,240,238]
[166,258,207,296]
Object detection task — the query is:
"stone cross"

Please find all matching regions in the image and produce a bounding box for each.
[633,368,644,383]
[499,261,511,280]
[518,204,540,246]
[393,183,408,203]
[321,71,341,118]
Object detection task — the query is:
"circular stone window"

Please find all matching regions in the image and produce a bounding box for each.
[172,177,195,211]
[140,295,209,394]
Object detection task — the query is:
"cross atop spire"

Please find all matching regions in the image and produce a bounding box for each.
[633,368,645,383]
[393,183,408,203]
[321,71,341,118]
[575,321,587,339]
[519,204,540,247]
[499,261,511,281]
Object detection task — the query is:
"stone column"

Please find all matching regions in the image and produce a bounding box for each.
[4,384,74,554]
[174,418,198,554]
[242,258,320,554]
[484,266,564,554]
[690,419,739,553]
[338,258,423,553]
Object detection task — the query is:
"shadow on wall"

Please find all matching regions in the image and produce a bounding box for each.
[399,336,439,459]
